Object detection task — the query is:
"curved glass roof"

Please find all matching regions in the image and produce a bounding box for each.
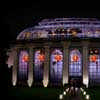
[17,18,100,40]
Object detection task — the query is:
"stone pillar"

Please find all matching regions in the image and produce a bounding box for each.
[43,46,49,87]
[62,42,70,86]
[27,47,33,87]
[82,41,89,88]
[12,48,18,86]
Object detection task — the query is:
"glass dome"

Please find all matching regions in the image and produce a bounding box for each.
[17,18,100,40]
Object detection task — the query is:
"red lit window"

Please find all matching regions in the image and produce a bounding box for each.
[22,55,29,62]
[38,54,45,61]
[72,55,79,62]
[90,55,97,62]
[54,55,62,62]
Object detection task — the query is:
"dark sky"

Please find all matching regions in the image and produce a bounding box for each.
[1,1,100,48]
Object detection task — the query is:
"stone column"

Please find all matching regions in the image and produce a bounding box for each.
[12,48,18,86]
[27,47,33,87]
[62,42,70,86]
[82,41,89,88]
[43,46,49,87]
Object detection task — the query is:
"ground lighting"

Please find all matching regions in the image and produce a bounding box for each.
[80,88,84,92]
[75,87,78,92]
[86,94,90,100]
[83,91,86,95]
[63,91,66,95]
[12,81,16,86]
[59,94,63,100]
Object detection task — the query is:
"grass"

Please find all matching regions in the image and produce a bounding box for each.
[80,86,100,100]
[8,85,100,100]
[88,86,100,100]
[8,86,65,100]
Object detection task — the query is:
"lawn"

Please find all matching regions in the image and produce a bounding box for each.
[8,86,65,100]
[8,85,100,100]
[81,86,100,100]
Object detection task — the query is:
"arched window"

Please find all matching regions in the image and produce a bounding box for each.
[34,49,45,83]
[50,49,63,84]
[18,50,29,81]
[89,48,100,84]
[69,48,82,77]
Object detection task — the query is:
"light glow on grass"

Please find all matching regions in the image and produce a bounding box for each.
[80,88,84,92]
[59,94,63,100]
[63,91,66,95]
[83,91,86,95]
[86,94,90,100]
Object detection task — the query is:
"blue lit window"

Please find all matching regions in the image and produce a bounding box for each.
[18,50,29,81]
[69,48,82,77]
[34,49,45,83]
[89,48,100,84]
[50,48,63,84]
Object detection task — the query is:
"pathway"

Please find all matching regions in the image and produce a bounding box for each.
[68,87,81,100]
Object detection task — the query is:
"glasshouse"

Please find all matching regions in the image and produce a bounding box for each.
[7,18,100,87]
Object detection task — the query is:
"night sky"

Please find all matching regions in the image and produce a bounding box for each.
[1,1,100,49]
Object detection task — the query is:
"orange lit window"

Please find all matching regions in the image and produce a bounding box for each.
[90,55,97,62]
[72,55,79,62]
[38,54,45,61]
[22,55,29,62]
[54,55,62,62]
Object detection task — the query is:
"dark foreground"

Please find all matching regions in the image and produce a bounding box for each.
[7,86,100,100]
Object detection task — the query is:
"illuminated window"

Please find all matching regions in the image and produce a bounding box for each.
[34,49,45,83]
[25,32,31,39]
[18,50,29,81]
[89,48,100,84]
[50,48,63,84]
[69,48,82,77]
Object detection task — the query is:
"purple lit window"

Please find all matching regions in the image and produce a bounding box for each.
[34,49,44,83]
[69,48,82,77]
[89,48,100,84]
[50,48,63,83]
[18,50,29,81]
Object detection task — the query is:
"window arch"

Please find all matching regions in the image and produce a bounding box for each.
[34,49,45,83]
[69,48,82,77]
[50,48,63,84]
[18,50,29,81]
